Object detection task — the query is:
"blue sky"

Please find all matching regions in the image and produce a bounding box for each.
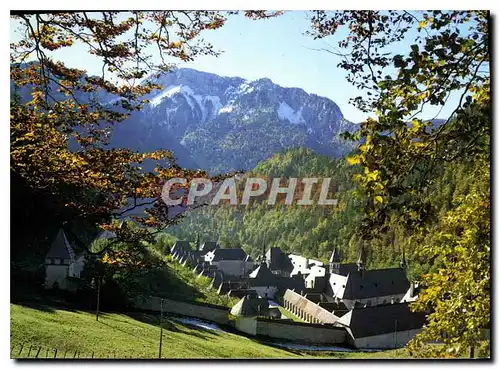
[10,11,465,123]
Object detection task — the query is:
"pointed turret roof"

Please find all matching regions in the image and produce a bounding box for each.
[329,248,341,263]
[46,229,74,260]
[248,262,277,286]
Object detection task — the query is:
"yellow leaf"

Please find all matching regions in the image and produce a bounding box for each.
[347,155,361,165]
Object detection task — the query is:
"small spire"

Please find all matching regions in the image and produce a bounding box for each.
[329,248,341,263]
[357,247,366,271]
[400,248,407,269]
[262,235,267,264]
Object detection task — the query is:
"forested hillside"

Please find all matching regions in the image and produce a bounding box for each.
[165,147,479,281]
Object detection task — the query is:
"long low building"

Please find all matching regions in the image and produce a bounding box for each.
[282,289,340,324]
[335,302,426,349]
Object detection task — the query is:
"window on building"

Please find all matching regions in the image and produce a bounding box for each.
[45,258,52,264]
[54,259,60,265]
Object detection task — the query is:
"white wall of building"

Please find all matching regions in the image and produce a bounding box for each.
[46,255,85,290]
[305,265,327,288]
[68,256,85,278]
[290,254,324,278]
[328,273,348,298]
[45,265,70,290]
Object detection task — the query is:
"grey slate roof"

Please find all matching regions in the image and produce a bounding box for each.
[334,263,360,276]
[211,248,247,261]
[200,241,219,252]
[339,303,426,338]
[230,295,269,316]
[266,247,293,274]
[318,301,348,313]
[343,268,410,300]
[171,240,191,254]
[96,221,123,240]
[46,229,74,260]
[248,263,278,286]
[276,275,306,294]
[97,229,117,240]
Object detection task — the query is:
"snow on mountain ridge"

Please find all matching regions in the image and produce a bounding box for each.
[150,85,182,107]
[149,84,225,123]
[277,101,306,125]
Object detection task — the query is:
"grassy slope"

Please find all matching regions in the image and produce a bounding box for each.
[149,248,239,308]
[11,303,412,359]
[277,306,304,323]
[10,304,300,359]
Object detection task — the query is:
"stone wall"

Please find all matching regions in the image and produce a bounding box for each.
[282,289,339,324]
[352,329,422,349]
[135,296,230,325]
[235,316,346,344]
[235,316,258,335]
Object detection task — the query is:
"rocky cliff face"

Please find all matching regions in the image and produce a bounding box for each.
[111,68,357,174]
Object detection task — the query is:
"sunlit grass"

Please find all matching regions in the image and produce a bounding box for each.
[10,304,302,359]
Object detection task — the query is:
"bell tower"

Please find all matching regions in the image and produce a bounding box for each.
[329,248,341,274]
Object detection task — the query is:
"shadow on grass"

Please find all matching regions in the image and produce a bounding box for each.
[124,312,180,333]
[12,299,84,315]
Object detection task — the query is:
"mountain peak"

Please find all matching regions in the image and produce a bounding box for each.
[115,68,355,173]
